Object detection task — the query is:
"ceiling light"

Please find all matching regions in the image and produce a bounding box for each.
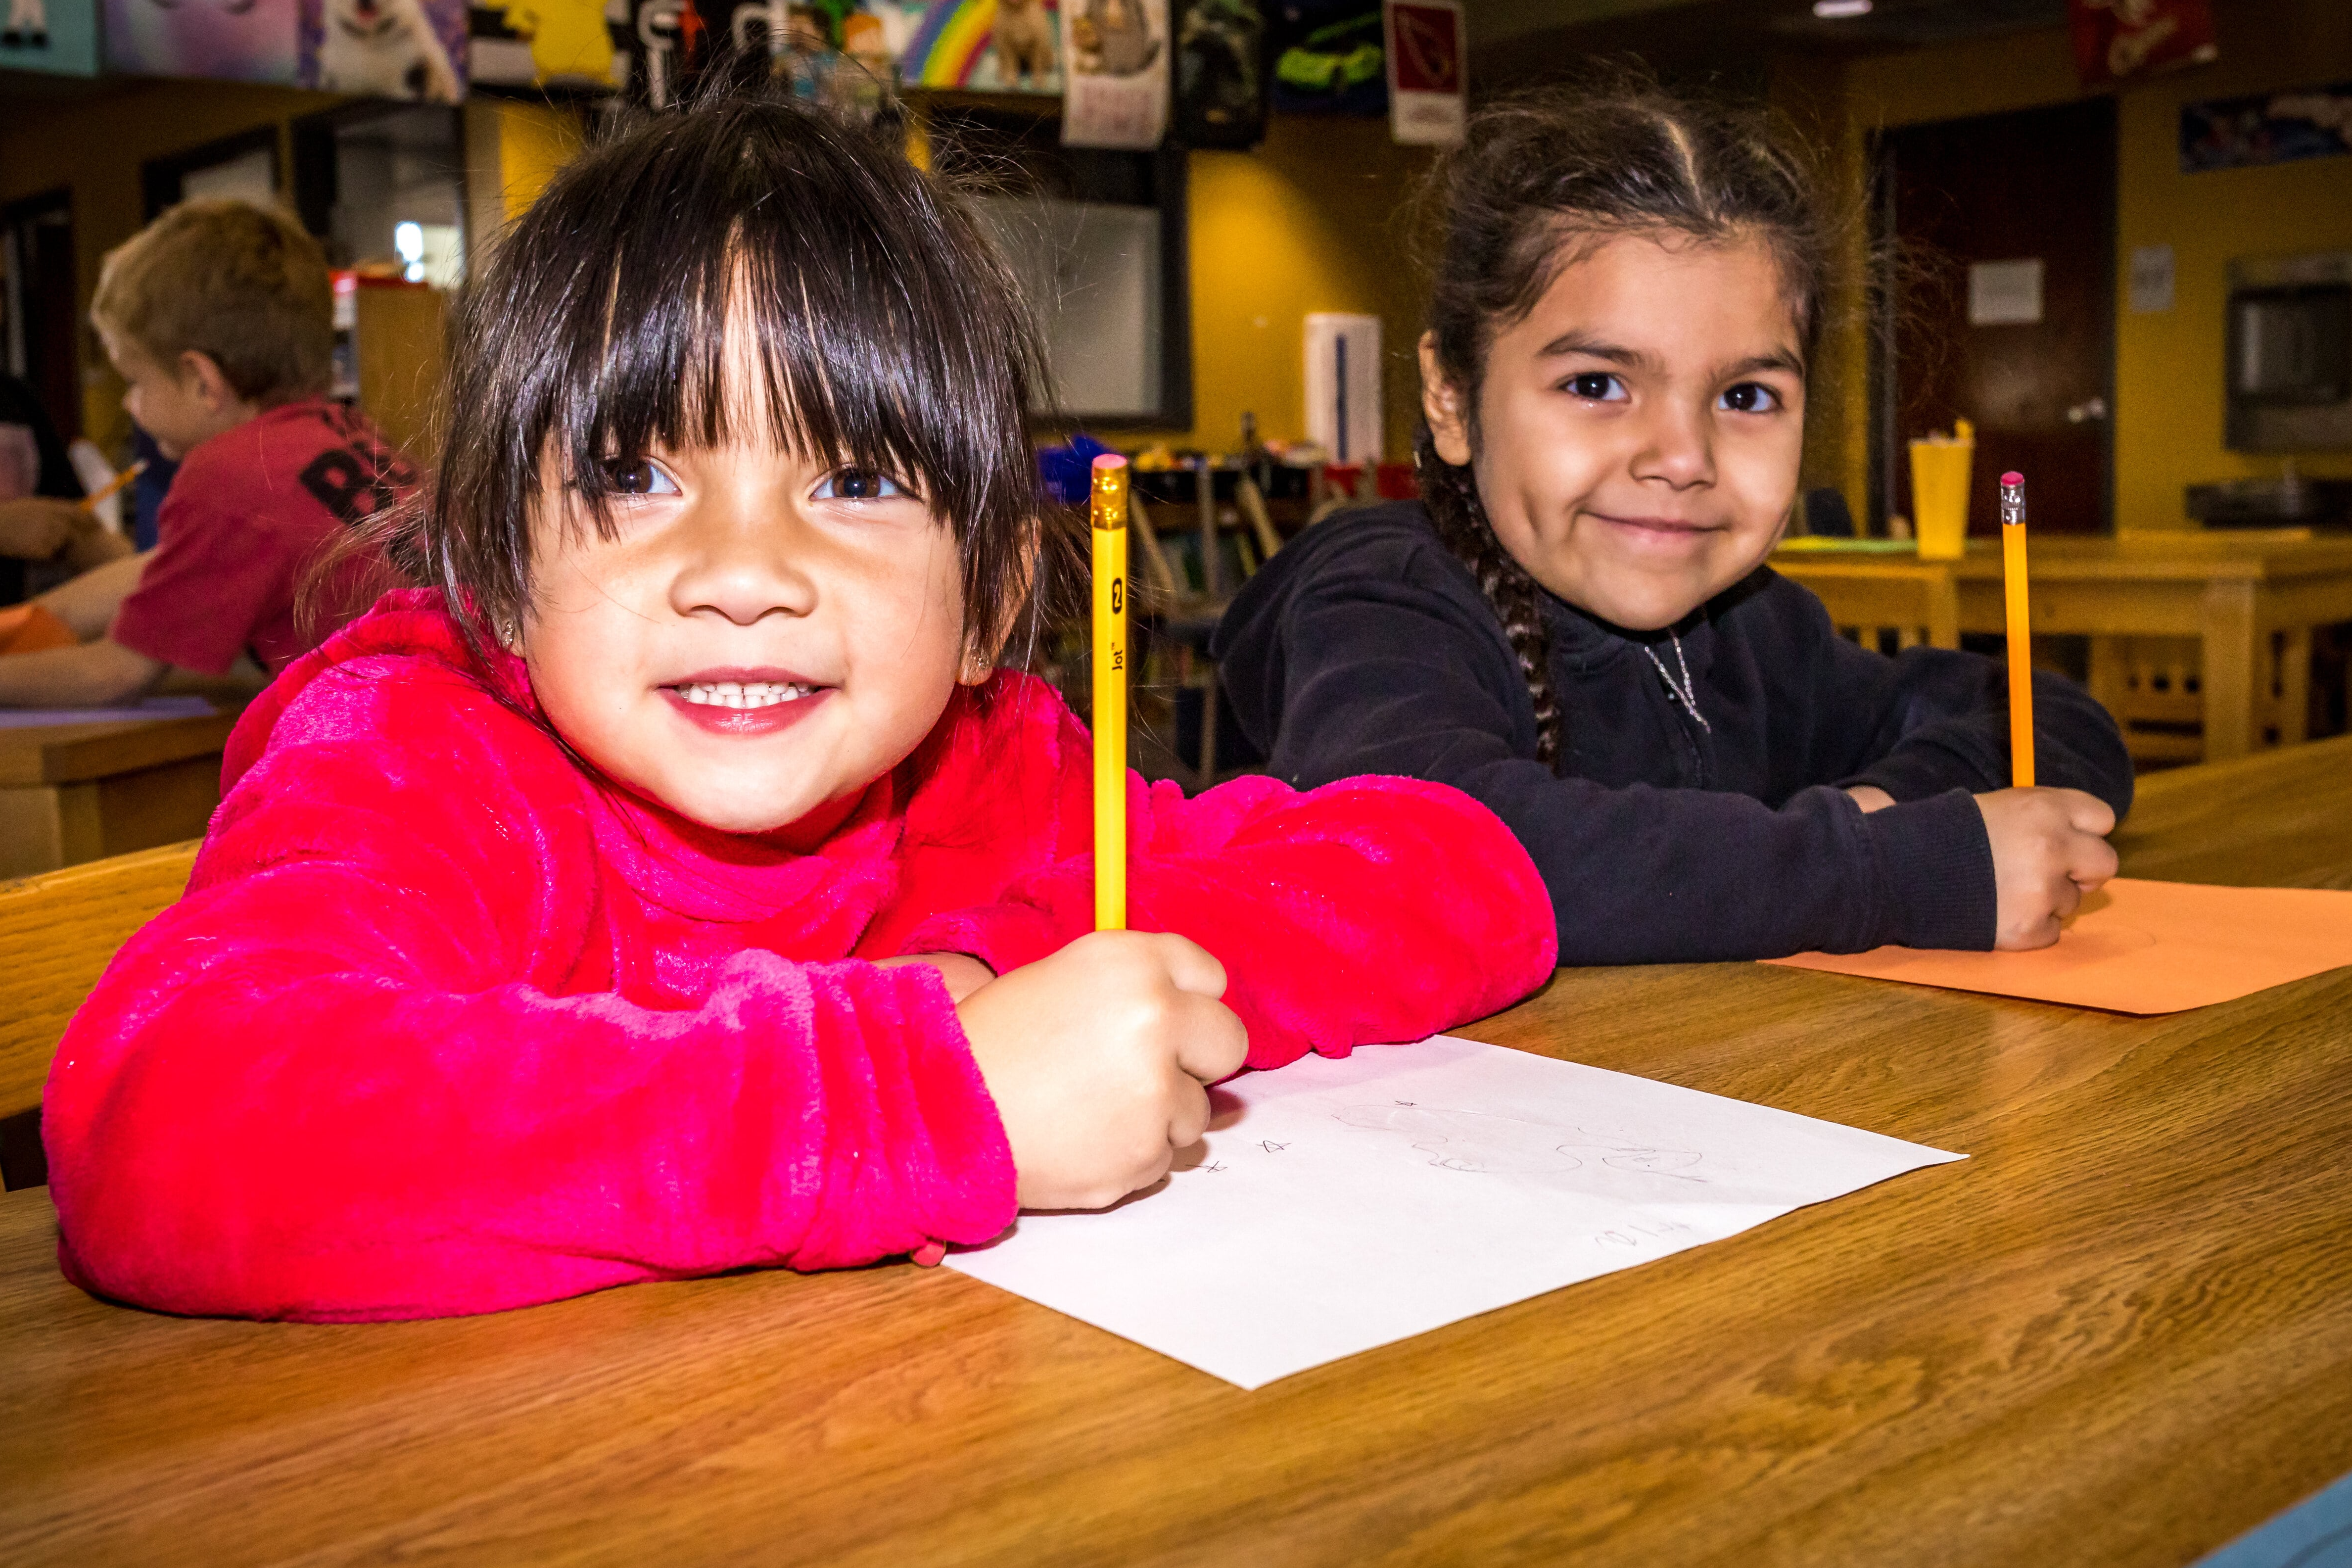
[1813,0,1872,15]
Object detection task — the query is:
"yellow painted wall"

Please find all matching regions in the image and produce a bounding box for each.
[461,99,585,232]
[1829,0,2352,531]
[0,80,348,448]
[1097,114,1434,459]
[2113,6,2352,527]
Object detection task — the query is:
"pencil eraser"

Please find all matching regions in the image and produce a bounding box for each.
[1092,453,1128,472]
[2000,471,2024,486]
[911,1241,946,1267]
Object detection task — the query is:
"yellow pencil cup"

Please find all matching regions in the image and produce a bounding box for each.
[1908,438,1974,561]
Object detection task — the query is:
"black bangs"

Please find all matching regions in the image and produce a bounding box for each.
[424,91,1053,662]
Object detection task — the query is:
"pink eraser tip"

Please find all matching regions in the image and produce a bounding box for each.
[1091,453,1128,471]
[2000,471,2024,486]
[911,1241,947,1267]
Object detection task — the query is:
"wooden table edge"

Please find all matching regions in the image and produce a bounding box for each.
[0,710,242,787]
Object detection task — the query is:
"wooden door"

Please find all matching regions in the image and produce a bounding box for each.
[2,192,81,443]
[1877,98,2116,535]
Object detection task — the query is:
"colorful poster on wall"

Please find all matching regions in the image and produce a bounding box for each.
[901,0,1059,93]
[1174,0,1264,149]
[1382,0,1456,145]
[1060,0,1165,149]
[104,0,302,81]
[2181,82,2352,173]
[587,0,906,111]
[0,0,100,76]
[1269,0,1379,117]
[301,0,467,98]
[469,0,627,94]
[2068,0,2213,90]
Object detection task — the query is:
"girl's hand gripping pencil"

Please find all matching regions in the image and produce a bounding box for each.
[1999,471,2035,788]
[1092,454,1130,931]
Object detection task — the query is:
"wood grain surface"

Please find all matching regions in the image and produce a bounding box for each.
[3,749,2349,1568]
[0,710,239,787]
[0,840,199,1117]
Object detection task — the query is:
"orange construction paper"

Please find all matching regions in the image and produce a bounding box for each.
[0,602,76,655]
[1764,877,2352,1014]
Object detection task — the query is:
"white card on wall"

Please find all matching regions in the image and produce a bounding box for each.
[2129,245,2176,314]
[1305,312,1381,465]
[1969,258,2044,326]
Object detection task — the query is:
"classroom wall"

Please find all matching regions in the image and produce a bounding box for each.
[1827,0,2352,531]
[0,80,349,450]
[461,99,585,238]
[466,102,1431,463]
[1096,114,1435,461]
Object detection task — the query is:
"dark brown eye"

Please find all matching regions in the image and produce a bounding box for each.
[820,468,904,501]
[599,458,676,496]
[1717,382,1783,414]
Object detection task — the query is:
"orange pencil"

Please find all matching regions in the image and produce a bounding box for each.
[1999,470,2035,788]
[76,460,147,516]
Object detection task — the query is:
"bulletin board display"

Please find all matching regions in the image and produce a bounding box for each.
[0,0,100,76]
[103,0,301,82]
[299,0,469,101]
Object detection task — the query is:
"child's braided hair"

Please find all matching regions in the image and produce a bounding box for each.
[1413,71,1836,767]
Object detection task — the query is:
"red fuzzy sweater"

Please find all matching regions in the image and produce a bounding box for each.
[45,592,1556,1321]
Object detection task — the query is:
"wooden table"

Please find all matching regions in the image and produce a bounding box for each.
[0,708,239,879]
[1776,530,2352,761]
[6,741,2351,1567]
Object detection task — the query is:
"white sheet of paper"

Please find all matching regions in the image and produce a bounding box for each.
[0,696,216,730]
[947,1035,1964,1390]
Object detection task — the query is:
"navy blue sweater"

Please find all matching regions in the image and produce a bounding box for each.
[1211,502,2135,964]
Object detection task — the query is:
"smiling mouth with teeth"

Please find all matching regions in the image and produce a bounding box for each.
[672,680,819,709]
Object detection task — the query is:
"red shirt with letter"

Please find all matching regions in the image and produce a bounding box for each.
[111,398,417,675]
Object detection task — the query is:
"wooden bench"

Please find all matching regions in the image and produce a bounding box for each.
[0,840,198,1189]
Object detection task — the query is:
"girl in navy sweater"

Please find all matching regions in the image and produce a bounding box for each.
[1216,81,2133,964]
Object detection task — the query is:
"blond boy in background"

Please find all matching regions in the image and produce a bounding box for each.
[0,199,418,707]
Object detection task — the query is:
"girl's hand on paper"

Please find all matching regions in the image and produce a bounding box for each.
[957,930,1247,1211]
[1976,786,2119,950]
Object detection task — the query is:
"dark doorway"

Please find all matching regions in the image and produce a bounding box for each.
[1,190,82,445]
[1876,97,2116,535]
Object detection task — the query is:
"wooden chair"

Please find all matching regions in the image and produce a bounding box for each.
[1789,561,1962,653]
[2087,630,2312,767]
[0,840,198,1189]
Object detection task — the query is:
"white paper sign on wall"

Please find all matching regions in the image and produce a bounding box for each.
[1305,313,1382,466]
[1968,258,2045,326]
[2129,245,2176,314]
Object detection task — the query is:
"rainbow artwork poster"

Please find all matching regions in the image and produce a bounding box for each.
[897,0,1060,93]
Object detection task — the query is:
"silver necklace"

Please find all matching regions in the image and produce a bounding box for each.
[1643,633,1710,733]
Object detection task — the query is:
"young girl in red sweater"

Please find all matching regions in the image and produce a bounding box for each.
[44,98,1554,1322]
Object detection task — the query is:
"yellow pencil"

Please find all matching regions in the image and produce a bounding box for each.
[76,460,147,515]
[1999,470,2035,788]
[1091,453,1130,930]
